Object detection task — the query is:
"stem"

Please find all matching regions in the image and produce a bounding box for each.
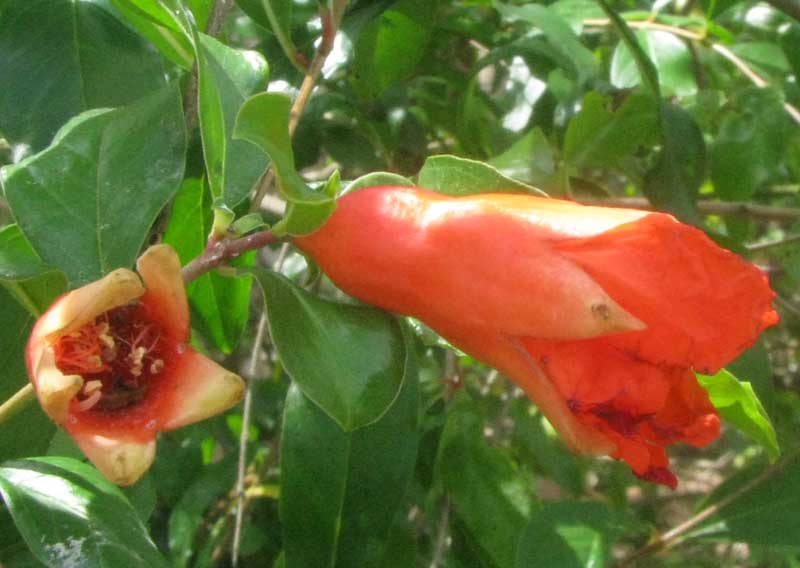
[583,18,800,125]
[0,384,35,425]
[577,196,800,221]
[747,233,800,251]
[181,230,278,283]
[429,497,451,568]
[249,0,348,212]
[619,448,800,565]
[231,243,288,567]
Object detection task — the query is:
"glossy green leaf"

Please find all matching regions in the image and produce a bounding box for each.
[195,33,269,206]
[644,102,704,221]
[437,391,534,567]
[0,0,168,153]
[596,0,660,97]
[0,457,168,567]
[250,269,407,431]
[352,0,439,99]
[0,287,54,464]
[234,92,335,235]
[495,4,597,83]
[611,30,696,97]
[280,366,418,568]
[0,224,67,316]
[516,502,636,568]
[564,91,659,171]
[342,172,415,196]
[2,83,186,286]
[691,455,800,545]
[488,128,556,188]
[697,369,779,461]
[418,155,546,196]
[111,0,195,69]
[163,179,254,354]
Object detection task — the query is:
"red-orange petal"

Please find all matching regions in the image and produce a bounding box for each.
[556,213,778,374]
[522,336,721,486]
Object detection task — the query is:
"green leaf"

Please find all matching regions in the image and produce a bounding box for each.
[730,42,790,77]
[111,0,195,69]
[488,128,556,188]
[352,0,439,99]
[195,33,269,206]
[697,369,779,461]
[0,0,168,153]
[342,172,415,196]
[418,155,546,196]
[595,0,660,97]
[611,30,696,97]
[250,269,407,431]
[711,88,787,202]
[0,287,54,463]
[0,224,67,316]
[495,4,597,83]
[644,102,704,221]
[163,179,254,354]
[234,92,335,235]
[437,391,533,567]
[0,457,168,567]
[2,83,186,286]
[690,455,800,546]
[564,91,659,171]
[280,365,418,568]
[516,502,637,568]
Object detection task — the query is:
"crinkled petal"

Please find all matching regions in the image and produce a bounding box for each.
[557,213,778,373]
[70,430,156,486]
[159,349,245,430]
[136,244,190,341]
[521,337,720,487]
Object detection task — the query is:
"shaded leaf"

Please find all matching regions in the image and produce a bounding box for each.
[250,269,407,431]
[564,91,659,171]
[0,457,168,567]
[644,102,704,221]
[418,155,546,196]
[488,128,555,188]
[515,502,637,568]
[2,83,186,286]
[111,0,195,69]
[437,391,534,567]
[0,224,67,316]
[280,363,417,568]
[352,0,439,99]
[0,0,168,153]
[343,172,415,196]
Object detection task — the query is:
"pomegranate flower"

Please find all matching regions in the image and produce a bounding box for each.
[26,245,245,485]
[295,186,778,488]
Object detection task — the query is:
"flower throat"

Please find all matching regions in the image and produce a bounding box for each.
[53,302,166,412]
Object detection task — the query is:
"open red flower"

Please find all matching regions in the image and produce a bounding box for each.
[296,186,778,488]
[26,245,245,485]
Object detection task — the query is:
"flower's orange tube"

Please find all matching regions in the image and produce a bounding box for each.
[296,186,778,488]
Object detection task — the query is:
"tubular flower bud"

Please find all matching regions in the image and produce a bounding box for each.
[25,244,245,486]
[295,186,778,488]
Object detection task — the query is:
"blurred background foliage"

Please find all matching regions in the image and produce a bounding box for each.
[1,0,800,566]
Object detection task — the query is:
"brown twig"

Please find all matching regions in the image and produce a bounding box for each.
[249,0,348,212]
[618,448,800,566]
[747,233,800,251]
[181,230,278,283]
[578,197,800,221]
